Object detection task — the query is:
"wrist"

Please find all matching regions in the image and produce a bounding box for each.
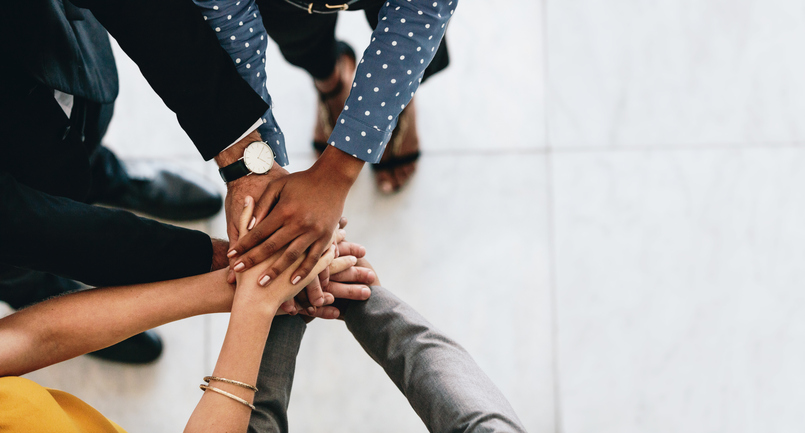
[214,130,263,168]
[313,146,365,186]
[232,288,281,319]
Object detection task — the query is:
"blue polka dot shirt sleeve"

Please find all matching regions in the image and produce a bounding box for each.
[329,0,458,163]
[193,0,289,166]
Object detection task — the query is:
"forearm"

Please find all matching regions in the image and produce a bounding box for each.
[329,0,456,162]
[74,0,268,159]
[185,295,280,433]
[0,270,232,377]
[192,0,289,167]
[344,286,527,433]
[0,172,212,286]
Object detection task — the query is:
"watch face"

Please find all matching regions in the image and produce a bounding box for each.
[243,142,274,174]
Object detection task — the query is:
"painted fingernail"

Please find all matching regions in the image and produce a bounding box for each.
[248,217,256,230]
[291,275,301,285]
[233,262,245,272]
[227,249,238,258]
[259,275,270,286]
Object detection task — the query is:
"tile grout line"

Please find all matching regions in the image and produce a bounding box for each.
[540,1,564,432]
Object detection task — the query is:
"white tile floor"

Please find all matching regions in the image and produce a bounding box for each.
[9,1,805,432]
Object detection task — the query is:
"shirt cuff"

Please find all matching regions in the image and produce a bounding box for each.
[328,113,393,163]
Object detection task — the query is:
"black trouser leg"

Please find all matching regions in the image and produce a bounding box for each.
[256,0,339,80]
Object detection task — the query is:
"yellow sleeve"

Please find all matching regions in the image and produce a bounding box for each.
[0,377,126,433]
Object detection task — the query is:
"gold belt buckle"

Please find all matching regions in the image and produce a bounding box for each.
[324,3,349,11]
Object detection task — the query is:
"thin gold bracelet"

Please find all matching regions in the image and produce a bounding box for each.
[199,384,256,410]
[204,376,258,392]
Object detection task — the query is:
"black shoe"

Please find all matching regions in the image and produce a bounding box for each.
[98,161,223,221]
[88,330,163,364]
[0,266,164,365]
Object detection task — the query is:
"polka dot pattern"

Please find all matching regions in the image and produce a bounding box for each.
[326,0,457,163]
[193,0,288,166]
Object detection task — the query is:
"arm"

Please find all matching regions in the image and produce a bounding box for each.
[73,0,269,160]
[0,171,212,287]
[340,260,527,433]
[192,0,289,168]
[0,195,365,378]
[0,269,232,377]
[185,197,337,433]
[227,0,458,288]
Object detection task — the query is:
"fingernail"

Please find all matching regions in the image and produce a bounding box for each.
[259,275,270,286]
[234,262,245,272]
[292,275,301,285]
[381,182,393,193]
[227,249,238,258]
[361,287,371,298]
[314,296,324,307]
[248,217,256,230]
[307,307,316,315]
[243,197,251,207]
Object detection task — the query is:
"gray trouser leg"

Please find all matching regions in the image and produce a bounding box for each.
[344,286,528,433]
[248,315,307,433]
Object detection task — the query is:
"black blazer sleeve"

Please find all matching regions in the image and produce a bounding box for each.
[0,171,213,286]
[73,0,269,160]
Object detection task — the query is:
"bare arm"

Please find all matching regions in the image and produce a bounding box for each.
[185,197,338,433]
[0,269,232,377]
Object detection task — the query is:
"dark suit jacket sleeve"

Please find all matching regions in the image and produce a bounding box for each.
[0,171,213,287]
[72,0,269,160]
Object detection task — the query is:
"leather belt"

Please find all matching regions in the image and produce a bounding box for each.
[281,0,360,14]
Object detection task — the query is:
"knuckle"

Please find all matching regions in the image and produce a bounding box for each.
[262,240,278,255]
[286,249,302,262]
[251,228,265,242]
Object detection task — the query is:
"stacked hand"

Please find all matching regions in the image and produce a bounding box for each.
[233,197,372,319]
[219,136,365,309]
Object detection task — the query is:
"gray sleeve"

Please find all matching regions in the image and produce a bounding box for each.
[248,315,307,433]
[343,286,528,433]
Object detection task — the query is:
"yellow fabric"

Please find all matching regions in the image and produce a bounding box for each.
[0,377,126,433]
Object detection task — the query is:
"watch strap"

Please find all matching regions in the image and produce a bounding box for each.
[219,159,251,183]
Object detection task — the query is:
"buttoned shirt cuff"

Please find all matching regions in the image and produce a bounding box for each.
[328,114,393,163]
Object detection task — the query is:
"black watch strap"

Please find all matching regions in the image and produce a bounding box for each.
[219,159,251,183]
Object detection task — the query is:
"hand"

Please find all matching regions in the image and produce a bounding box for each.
[284,253,372,319]
[280,216,348,312]
[234,196,336,307]
[214,130,288,276]
[228,147,364,293]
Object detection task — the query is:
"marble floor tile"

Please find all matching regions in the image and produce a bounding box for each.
[551,147,805,433]
[546,0,805,148]
[205,153,553,433]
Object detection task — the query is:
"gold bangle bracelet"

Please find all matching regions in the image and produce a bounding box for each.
[199,384,256,410]
[204,376,258,392]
